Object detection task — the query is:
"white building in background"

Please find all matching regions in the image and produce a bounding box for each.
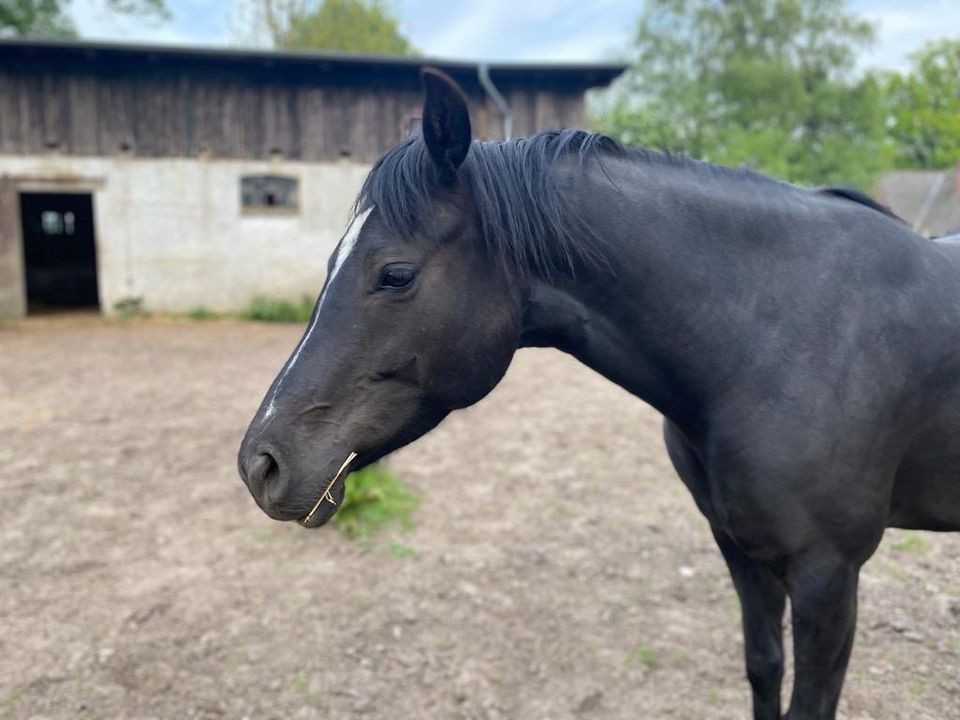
[877,165,960,238]
[0,39,625,318]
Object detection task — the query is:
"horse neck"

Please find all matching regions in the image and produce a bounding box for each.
[519,156,771,435]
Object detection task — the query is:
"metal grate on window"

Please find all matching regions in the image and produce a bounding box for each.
[240,175,299,214]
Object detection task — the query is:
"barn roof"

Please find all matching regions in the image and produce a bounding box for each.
[0,38,627,89]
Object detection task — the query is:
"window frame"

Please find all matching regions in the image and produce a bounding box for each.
[240,174,300,216]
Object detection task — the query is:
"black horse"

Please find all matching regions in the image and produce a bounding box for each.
[239,69,960,720]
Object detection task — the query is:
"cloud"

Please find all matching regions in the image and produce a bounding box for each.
[63,0,957,72]
[71,0,230,46]
[856,0,960,70]
[401,0,633,61]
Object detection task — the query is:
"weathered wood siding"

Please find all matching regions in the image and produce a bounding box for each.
[0,55,591,162]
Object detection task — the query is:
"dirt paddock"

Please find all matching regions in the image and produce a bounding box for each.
[1,316,958,719]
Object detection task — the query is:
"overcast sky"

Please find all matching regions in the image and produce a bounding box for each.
[71,0,960,71]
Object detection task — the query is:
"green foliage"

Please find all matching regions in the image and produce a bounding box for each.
[0,0,168,38]
[598,0,889,189]
[624,644,658,670]
[291,672,308,694]
[256,0,415,55]
[113,295,146,320]
[185,306,220,320]
[4,687,24,708]
[884,38,960,169]
[332,464,419,541]
[242,295,314,323]
[0,0,75,37]
[388,541,420,559]
[102,0,167,17]
[891,531,931,555]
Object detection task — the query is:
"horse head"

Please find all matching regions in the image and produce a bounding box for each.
[238,70,523,527]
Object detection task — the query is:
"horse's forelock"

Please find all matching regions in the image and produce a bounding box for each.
[355,130,617,278]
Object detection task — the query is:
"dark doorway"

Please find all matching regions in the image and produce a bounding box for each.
[20,193,99,311]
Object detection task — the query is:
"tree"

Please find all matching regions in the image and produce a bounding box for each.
[598,0,888,189]
[1,0,73,37]
[0,0,168,38]
[244,0,415,54]
[884,38,960,169]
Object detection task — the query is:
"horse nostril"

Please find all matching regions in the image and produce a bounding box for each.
[261,452,280,485]
[243,451,283,500]
[239,447,298,521]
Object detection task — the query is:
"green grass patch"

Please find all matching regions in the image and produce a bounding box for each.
[891,531,931,555]
[333,464,419,541]
[4,687,24,707]
[292,673,308,695]
[113,296,147,320]
[876,557,910,582]
[624,644,658,670]
[242,295,314,323]
[185,306,221,320]
[388,541,421,559]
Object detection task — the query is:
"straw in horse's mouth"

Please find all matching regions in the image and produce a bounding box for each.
[298,451,357,527]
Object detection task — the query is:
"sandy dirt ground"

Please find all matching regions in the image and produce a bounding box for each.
[0,315,958,720]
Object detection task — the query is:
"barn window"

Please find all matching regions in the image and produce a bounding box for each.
[241,175,299,214]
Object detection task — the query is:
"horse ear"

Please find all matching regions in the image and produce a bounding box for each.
[420,67,472,182]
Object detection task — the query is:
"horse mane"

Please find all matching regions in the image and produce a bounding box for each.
[355,130,906,277]
[355,129,619,277]
[816,187,906,224]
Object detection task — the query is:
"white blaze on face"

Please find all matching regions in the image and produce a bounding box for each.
[263,206,374,420]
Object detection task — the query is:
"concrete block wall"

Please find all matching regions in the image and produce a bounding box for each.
[0,155,372,317]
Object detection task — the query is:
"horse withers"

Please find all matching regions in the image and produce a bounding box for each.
[238,69,960,719]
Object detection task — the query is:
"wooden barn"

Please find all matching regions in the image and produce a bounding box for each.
[0,39,625,318]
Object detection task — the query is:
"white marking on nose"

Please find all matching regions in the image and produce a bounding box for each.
[263,206,374,420]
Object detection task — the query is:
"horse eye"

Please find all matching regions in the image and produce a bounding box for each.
[379,264,417,289]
